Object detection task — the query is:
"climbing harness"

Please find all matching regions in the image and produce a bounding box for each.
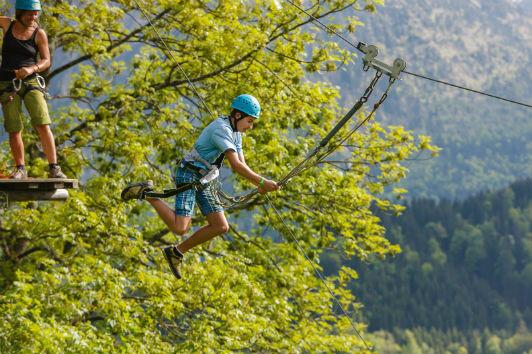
[0,73,50,104]
[143,162,218,199]
[12,73,51,100]
[142,156,221,199]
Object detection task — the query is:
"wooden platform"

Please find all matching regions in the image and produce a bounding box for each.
[0,178,79,202]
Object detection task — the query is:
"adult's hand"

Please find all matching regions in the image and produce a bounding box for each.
[14,66,34,80]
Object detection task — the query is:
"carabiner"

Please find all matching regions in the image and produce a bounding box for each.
[36,74,46,89]
[12,78,22,92]
[199,167,219,185]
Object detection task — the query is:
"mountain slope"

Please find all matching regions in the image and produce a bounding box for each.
[326,0,532,198]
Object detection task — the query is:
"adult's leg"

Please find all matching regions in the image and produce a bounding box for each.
[148,198,192,235]
[176,211,229,253]
[9,131,25,166]
[2,89,24,165]
[34,124,57,164]
[25,87,54,163]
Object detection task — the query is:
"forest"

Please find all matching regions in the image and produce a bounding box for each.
[322,178,532,353]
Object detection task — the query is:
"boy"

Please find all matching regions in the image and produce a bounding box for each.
[122,94,278,279]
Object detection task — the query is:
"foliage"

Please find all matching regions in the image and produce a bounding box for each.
[0,0,436,352]
[369,327,532,354]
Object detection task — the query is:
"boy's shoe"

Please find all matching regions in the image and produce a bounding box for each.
[10,168,27,179]
[121,180,153,201]
[49,165,67,179]
[162,245,183,279]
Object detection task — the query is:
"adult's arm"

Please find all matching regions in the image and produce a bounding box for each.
[34,29,51,71]
[15,28,50,79]
[0,17,10,33]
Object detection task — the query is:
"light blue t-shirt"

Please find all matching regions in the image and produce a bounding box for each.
[185,116,242,168]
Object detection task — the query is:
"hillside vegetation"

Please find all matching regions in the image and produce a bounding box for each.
[321,178,532,352]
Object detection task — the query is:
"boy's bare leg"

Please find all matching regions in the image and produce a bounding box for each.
[147,198,191,235]
[176,212,229,253]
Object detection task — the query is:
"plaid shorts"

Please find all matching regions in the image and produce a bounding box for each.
[174,165,223,217]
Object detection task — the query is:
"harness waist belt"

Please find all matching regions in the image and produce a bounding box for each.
[181,160,207,175]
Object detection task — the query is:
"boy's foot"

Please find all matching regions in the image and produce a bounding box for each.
[162,245,183,279]
[121,180,153,201]
[49,165,67,179]
[10,167,27,179]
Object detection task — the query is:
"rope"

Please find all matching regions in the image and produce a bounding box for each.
[265,194,373,351]
[222,71,387,210]
[282,0,532,110]
[131,0,216,119]
[317,77,396,164]
[283,0,357,52]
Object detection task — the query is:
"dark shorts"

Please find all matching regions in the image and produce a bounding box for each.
[174,166,223,217]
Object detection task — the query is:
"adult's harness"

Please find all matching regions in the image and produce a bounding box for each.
[0,73,50,104]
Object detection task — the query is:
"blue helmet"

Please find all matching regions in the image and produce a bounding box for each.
[231,94,261,119]
[15,0,41,10]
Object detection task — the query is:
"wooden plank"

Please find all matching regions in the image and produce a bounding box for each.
[1,189,70,202]
[0,179,78,191]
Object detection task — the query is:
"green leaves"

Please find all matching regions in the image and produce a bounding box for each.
[0,0,435,351]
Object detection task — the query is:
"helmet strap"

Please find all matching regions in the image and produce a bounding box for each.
[229,111,246,132]
[15,13,38,28]
[17,19,31,28]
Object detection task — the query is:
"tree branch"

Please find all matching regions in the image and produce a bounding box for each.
[47,9,171,81]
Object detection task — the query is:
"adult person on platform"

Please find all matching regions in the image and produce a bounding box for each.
[0,0,66,179]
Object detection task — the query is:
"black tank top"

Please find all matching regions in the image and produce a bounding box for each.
[0,21,39,81]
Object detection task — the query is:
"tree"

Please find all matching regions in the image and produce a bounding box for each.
[0,0,434,352]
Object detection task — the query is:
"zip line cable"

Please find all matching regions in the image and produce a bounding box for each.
[283,0,532,110]
[265,194,373,351]
[131,0,216,119]
[402,70,532,108]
